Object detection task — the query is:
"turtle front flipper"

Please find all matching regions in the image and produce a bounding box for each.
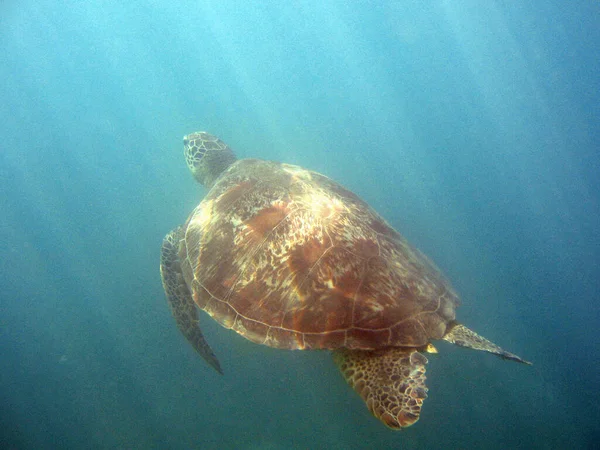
[443,323,531,365]
[160,227,223,374]
[333,348,428,429]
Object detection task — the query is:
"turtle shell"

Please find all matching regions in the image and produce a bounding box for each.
[179,159,459,350]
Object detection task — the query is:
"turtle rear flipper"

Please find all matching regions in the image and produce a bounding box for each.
[443,323,531,365]
[160,228,223,374]
[334,348,429,429]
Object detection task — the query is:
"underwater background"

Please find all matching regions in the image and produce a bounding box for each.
[1,1,598,449]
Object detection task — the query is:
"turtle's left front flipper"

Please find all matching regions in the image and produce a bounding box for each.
[333,348,429,429]
[443,323,531,365]
[160,227,223,374]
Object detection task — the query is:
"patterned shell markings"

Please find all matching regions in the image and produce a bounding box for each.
[179,159,458,351]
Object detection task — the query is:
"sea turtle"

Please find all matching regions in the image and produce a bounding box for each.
[160,131,530,429]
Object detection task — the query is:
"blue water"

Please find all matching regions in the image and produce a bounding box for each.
[1,1,598,448]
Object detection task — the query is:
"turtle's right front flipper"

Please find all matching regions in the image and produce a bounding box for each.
[160,227,223,374]
[443,323,531,365]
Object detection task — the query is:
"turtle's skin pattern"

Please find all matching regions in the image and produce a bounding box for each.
[181,158,458,351]
[161,131,530,430]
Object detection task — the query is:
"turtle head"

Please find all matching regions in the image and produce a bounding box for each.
[183,131,237,188]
